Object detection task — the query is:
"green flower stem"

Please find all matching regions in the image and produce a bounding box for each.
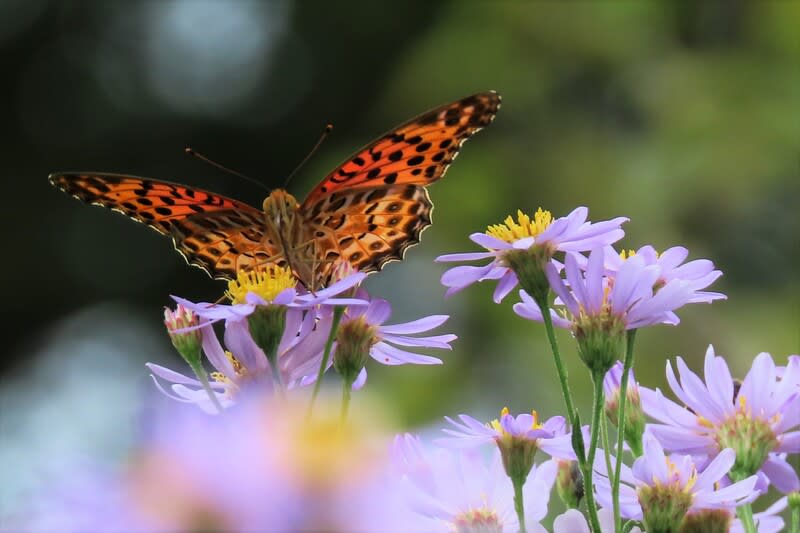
[537,297,601,533]
[340,375,352,423]
[614,329,637,533]
[792,503,799,533]
[537,300,578,429]
[600,412,615,498]
[308,306,345,417]
[188,361,224,414]
[736,503,757,533]
[265,346,286,399]
[513,476,527,533]
[580,371,604,533]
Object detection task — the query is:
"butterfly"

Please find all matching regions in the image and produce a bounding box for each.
[50,91,501,290]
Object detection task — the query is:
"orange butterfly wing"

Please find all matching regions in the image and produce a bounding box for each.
[300,91,500,279]
[49,173,279,279]
[303,91,500,203]
[50,92,501,284]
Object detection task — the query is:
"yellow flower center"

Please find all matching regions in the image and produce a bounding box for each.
[619,249,637,260]
[210,351,248,390]
[713,393,780,480]
[486,208,553,243]
[225,265,296,304]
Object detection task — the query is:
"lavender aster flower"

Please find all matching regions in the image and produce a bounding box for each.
[594,436,758,532]
[436,207,627,303]
[172,266,367,327]
[514,248,696,374]
[391,434,557,533]
[604,245,726,303]
[640,345,800,485]
[171,266,367,386]
[148,308,331,412]
[440,408,577,461]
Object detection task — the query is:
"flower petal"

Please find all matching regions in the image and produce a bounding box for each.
[492,270,519,303]
[201,323,236,378]
[146,363,203,387]
[381,333,456,350]
[371,342,443,366]
[380,315,449,335]
[761,455,800,493]
[435,251,496,262]
[694,448,735,491]
[470,232,512,250]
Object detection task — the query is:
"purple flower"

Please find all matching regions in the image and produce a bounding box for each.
[604,245,726,303]
[391,433,557,532]
[436,207,627,303]
[594,436,758,530]
[147,308,332,412]
[320,290,456,387]
[640,345,800,486]
[172,268,367,328]
[439,408,578,461]
[514,248,697,374]
[514,248,697,331]
[16,395,400,532]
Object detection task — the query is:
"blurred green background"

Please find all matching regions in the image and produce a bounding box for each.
[1,0,798,519]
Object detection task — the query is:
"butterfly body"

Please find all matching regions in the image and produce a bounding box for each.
[50,91,500,289]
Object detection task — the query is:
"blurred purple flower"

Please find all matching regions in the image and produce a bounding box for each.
[640,345,800,486]
[148,308,332,412]
[436,207,627,302]
[15,395,399,532]
[391,433,557,532]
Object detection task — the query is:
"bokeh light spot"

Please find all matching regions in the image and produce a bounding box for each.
[143,0,289,116]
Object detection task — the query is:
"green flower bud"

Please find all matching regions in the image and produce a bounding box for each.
[333,317,377,387]
[555,459,584,509]
[574,313,625,377]
[164,304,203,366]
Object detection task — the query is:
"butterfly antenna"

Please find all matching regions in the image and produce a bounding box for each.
[184,147,270,193]
[284,123,333,189]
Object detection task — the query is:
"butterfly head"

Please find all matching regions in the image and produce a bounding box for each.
[263,189,300,227]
